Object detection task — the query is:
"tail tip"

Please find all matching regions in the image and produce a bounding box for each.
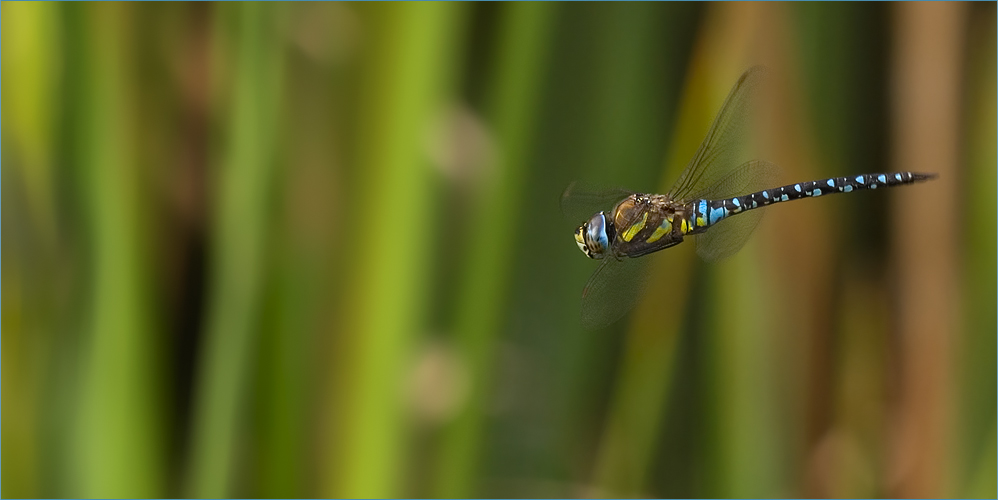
[912,172,938,182]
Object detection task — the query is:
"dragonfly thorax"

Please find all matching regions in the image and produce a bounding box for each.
[575,211,615,259]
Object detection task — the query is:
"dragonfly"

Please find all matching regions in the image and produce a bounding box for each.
[562,67,936,329]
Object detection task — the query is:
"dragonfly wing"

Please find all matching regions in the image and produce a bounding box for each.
[694,160,780,262]
[561,181,634,224]
[580,255,652,329]
[668,66,768,202]
[694,212,764,262]
[696,159,780,200]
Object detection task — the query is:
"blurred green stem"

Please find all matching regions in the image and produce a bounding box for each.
[71,3,165,496]
[324,3,464,497]
[706,249,784,496]
[1,2,62,497]
[185,3,284,496]
[432,3,555,497]
[960,8,996,494]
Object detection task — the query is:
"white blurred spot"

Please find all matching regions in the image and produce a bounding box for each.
[426,103,497,191]
[407,339,469,425]
[291,2,362,66]
[806,428,875,497]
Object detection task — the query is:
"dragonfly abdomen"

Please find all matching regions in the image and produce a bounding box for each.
[693,171,937,229]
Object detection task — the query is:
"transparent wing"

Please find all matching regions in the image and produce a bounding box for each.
[668,66,768,202]
[563,181,650,329]
[561,181,634,224]
[694,160,780,262]
[580,255,652,330]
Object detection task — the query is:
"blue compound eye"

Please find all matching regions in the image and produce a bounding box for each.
[585,212,610,257]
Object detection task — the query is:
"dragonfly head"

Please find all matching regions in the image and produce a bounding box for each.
[575,211,614,259]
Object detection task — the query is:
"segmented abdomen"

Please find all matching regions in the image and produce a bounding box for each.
[690,171,936,230]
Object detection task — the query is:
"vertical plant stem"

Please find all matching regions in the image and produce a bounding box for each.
[70,3,165,496]
[959,5,996,495]
[1,2,62,497]
[707,246,784,496]
[887,2,966,497]
[791,4,894,497]
[431,3,555,497]
[185,3,284,496]
[323,3,463,497]
[2,1,59,243]
[698,11,787,498]
[593,4,765,495]
[254,5,342,495]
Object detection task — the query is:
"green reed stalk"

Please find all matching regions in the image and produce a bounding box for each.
[322,3,463,497]
[706,249,785,497]
[594,5,766,495]
[185,3,285,496]
[431,3,555,497]
[253,5,342,496]
[70,3,165,496]
[790,4,893,497]
[960,9,996,496]
[1,2,62,497]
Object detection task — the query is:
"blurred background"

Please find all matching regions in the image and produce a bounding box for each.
[2,1,994,498]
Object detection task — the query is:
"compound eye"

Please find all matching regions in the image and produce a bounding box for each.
[585,212,610,256]
[574,225,590,257]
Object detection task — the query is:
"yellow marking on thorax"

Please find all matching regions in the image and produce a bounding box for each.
[645,216,673,243]
[680,217,690,234]
[620,212,648,242]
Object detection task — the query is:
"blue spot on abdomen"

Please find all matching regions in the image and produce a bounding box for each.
[709,206,726,225]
